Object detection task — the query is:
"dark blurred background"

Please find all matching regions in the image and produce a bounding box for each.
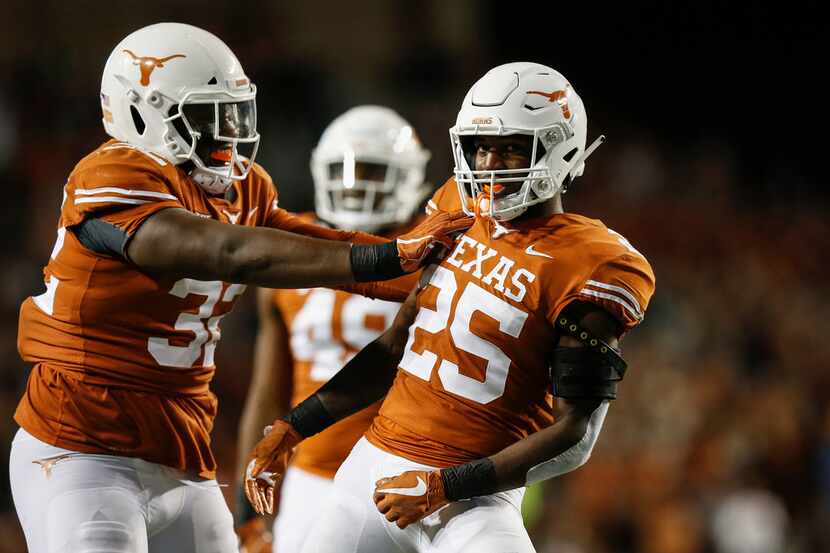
[1,1,827,552]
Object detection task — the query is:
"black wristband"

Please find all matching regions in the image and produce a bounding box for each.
[350,241,405,282]
[235,485,258,527]
[440,458,499,501]
[283,394,336,439]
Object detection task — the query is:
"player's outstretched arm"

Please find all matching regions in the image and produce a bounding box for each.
[127,207,471,288]
[373,306,623,529]
[243,289,420,514]
[235,289,293,530]
[268,207,460,302]
[129,208,352,287]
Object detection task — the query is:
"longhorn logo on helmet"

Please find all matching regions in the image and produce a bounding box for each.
[123,50,187,86]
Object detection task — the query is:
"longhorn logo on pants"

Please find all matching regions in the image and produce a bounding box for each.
[123,50,187,86]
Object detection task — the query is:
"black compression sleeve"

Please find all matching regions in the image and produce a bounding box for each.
[73,218,130,258]
[350,241,405,282]
[440,458,499,501]
[283,394,336,439]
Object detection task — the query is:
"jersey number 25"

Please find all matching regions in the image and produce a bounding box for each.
[399,266,529,404]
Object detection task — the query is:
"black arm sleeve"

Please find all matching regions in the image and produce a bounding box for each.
[549,301,628,399]
[72,218,130,259]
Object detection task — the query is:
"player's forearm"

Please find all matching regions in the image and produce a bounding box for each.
[129,208,406,287]
[441,399,605,499]
[218,228,355,288]
[284,336,402,438]
[222,230,410,288]
[487,409,594,490]
[279,291,417,439]
[317,337,402,420]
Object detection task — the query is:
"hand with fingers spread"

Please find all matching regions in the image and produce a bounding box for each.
[395,210,472,273]
[244,420,303,515]
[373,470,450,529]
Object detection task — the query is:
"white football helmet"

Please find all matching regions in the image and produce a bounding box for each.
[310,106,431,232]
[450,62,604,221]
[100,22,260,194]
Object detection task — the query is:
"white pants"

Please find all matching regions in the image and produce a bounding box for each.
[301,438,535,553]
[9,428,238,553]
[274,466,336,553]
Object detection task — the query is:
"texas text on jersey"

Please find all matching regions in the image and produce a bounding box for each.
[365,177,654,466]
[16,139,282,479]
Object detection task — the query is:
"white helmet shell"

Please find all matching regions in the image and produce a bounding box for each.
[311,105,431,232]
[100,23,260,190]
[450,62,601,221]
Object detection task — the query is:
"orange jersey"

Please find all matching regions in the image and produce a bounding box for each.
[425,177,463,214]
[366,179,655,467]
[16,140,283,479]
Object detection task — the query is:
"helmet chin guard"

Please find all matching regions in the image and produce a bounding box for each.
[450,62,602,221]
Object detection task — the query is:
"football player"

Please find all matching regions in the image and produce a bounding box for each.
[9,23,469,553]
[245,62,656,553]
[235,105,432,553]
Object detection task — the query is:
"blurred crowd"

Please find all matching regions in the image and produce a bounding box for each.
[0,2,826,552]
[523,143,830,553]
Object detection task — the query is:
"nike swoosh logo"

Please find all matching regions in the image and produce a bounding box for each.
[525,244,553,259]
[378,476,427,497]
